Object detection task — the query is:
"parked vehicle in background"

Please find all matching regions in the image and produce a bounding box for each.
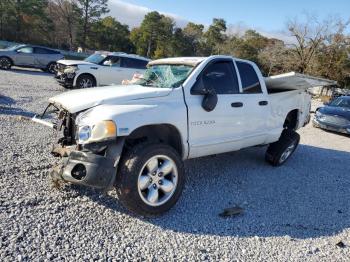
[34,56,336,216]
[55,52,150,89]
[0,44,63,73]
[313,95,350,135]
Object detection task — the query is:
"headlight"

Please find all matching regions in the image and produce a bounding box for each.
[77,120,117,144]
[78,126,91,142]
[315,111,322,117]
[64,66,78,73]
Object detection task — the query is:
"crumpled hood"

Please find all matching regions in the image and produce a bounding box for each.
[57,59,95,66]
[49,85,172,113]
[319,106,350,121]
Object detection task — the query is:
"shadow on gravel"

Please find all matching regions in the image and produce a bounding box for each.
[68,144,350,239]
[0,94,16,105]
[0,105,35,118]
[8,67,51,76]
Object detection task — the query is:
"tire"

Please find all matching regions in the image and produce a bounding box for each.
[116,143,185,217]
[0,57,12,70]
[76,74,96,88]
[265,129,300,166]
[46,62,57,74]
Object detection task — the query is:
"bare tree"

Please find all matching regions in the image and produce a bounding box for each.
[258,40,288,76]
[287,14,330,73]
[52,0,78,49]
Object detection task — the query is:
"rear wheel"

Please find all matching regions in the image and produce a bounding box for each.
[76,74,96,88]
[116,143,185,217]
[265,129,300,166]
[0,57,12,70]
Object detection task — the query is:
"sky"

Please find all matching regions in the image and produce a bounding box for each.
[109,0,350,42]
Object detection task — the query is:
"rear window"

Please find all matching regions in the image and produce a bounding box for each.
[122,58,148,69]
[236,61,262,94]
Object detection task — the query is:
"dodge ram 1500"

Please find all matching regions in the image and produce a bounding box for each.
[33,55,335,216]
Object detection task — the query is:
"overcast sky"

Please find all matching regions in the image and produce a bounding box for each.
[108,0,350,43]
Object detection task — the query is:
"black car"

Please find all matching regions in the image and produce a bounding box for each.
[313,95,350,135]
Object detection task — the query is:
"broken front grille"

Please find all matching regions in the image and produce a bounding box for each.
[57,110,77,146]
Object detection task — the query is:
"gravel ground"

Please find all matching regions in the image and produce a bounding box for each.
[0,68,349,261]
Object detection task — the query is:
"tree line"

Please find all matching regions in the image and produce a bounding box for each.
[1,0,349,87]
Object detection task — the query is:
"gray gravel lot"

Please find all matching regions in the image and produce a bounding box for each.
[1,67,350,261]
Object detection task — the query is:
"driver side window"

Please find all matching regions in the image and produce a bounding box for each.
[201,61,239,94]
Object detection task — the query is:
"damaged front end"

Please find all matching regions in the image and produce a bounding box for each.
[32,104,123,190]
[32,103,77,156]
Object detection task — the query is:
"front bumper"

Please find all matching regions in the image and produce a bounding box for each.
[313,118,350,135]
[55,72,75,87]
[52,139,124,189]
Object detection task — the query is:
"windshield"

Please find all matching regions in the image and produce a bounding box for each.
[135,64,193,88]
[84,54,106,64]
[329,97,350,108]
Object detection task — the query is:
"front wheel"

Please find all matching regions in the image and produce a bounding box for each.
[265,129,300,166]
[76,74,96,88]
[0,57,12,70]
[116,143,185,217]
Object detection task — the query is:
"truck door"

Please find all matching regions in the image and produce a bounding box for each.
[234,60,269,148]
[186,58,245,158]
[186,58,269,158]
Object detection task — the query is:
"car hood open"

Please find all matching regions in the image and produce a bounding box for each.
[49,85,172,113]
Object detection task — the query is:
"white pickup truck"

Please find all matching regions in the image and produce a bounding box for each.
[34,55,334,216]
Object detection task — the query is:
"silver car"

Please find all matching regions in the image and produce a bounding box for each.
[0,45,64,73]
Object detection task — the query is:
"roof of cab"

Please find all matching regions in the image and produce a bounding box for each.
[148,57,206,67]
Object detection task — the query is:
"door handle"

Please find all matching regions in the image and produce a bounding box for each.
[259,101,268,106]
[231,102,243,108]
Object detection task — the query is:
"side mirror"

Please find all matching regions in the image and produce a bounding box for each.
[323,101,329,106]
[191,78,218,112]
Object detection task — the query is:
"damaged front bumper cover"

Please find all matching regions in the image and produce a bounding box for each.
[51,139,124,190]
[32,104,124,190]
[55,72,75,87]
[51,139,124,189]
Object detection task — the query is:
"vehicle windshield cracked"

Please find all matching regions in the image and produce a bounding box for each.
[136,64,193,88]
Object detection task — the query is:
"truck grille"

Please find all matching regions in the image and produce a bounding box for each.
[322,115,349,126]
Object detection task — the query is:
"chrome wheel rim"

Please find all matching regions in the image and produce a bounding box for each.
[279,142,296,164]
[0,58,11,69]
[138,155,178,207]
[79,78,93,88]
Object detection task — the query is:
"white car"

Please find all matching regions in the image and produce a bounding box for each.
[55,52,150,89]
[34,55,335,217]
